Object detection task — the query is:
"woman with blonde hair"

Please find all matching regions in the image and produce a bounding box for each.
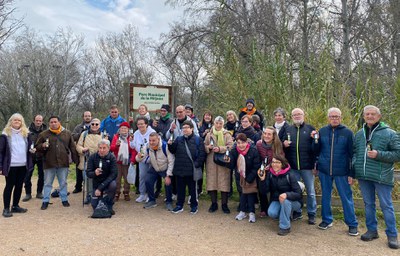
[0,113,33,217]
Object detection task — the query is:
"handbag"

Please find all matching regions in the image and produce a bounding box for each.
[213,153,229,167]
[127,163,136,184]
[183,140,203,181]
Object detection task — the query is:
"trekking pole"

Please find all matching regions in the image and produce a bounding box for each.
[82,154,87,207]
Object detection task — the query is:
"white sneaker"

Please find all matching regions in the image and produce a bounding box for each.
[235,211,247,221]
[136,194,147,203]
[249,212,256,223]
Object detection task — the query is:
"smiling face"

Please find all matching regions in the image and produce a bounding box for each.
[236,139,248,151]
[241,116,251,129]
[98,143,110,157]
[176,106,186,120]
[271,158,283,172]
[137,120,147,133]
[149,134,159,148]
[182,124,193,136]
[262,128,274,144]
[12,117,22,129]
[49,117,60,130]
[291,108,304,125]
[83,111,92,123]
[328,110,341,127]
[274,112,284,123]
[110,108,119,119]
[363,107,381,127]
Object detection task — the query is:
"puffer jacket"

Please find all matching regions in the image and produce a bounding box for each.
[314,124,353,177]
[86,151,118,191]
[265,167,303,205]
[284,122,315,170]
[353,122,400,186]
[168,133,206,177]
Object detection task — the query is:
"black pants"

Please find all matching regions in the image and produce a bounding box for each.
[176,176,197,208]
[24,158,44,195]
[240,192,257,213]
[91,180,117,210]
[4,166,27,209]
[74,167,83,190]
[257,178,269,212]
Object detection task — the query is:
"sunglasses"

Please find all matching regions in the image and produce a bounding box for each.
[91,123,100,126]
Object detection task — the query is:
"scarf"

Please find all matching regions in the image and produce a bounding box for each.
[212,127,225,147]
[49,125,63,135]
[117,134,130,165]
[240,106,257,117]
[274,121,285,134]
[161,113,171,121]
[269,165,291,177]
[237,143,250,156]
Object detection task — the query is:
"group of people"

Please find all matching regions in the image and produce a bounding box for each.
[0,100,399,250]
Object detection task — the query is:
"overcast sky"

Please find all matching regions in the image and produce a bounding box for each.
[13,0,185,44]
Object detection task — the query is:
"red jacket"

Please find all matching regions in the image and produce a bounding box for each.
[110,134,137,165]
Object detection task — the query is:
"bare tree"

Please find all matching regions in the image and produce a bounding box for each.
[0,0,23,49]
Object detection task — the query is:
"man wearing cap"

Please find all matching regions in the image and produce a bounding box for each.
[185,104,200,127]
[239,98,264,129]
[152,104,173,141]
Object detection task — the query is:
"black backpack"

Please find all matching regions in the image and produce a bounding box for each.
[91,200,112,218]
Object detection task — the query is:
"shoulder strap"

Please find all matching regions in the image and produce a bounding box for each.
[161,141,167,157]
[82,130,89,147]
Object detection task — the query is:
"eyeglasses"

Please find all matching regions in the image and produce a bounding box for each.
[241,120,249,123]
[271,161,282,164]
[91,123,99,126]
[328,116,341,120]
[182,126,191,129]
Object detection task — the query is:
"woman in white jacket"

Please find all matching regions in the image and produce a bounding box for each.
[130,116,155,203]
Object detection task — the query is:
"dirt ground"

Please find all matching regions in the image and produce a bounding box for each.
[0,177,398,256]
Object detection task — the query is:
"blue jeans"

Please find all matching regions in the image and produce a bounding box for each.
[139,162,150,195]
[292,169,316,217]
[319,172,358,227]
[145,167,172,203]
[268,200,302,229]
[43,167,69,202]
[358,179,398,237]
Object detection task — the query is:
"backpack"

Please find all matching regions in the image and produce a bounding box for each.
[91,200,112,218]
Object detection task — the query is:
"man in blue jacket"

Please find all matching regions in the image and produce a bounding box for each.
[313,107,358,236]
[353,105,400,249]
[100,105,126,141]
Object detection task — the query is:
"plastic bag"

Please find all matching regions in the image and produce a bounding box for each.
[127,163,136,184]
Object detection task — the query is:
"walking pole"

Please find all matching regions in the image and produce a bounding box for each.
[82,154,87,207]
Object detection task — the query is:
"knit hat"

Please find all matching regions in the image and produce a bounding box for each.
[246,98,255,107]
[161,104,170,112]
[185,104,193,111]
[119,121,130,128]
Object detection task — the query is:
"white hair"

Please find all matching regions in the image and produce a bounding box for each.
[327,107,342,117]
[363,105,381,115]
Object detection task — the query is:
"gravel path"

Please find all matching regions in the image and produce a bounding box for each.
[0,178,398,256]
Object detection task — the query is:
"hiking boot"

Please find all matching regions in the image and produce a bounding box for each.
[123,193,131,201]
[348,227,359,236]
[190,206,198,215]
[166,203,173,211]
[36,193,43,199]
[11,206,28,213]
[235,211,247,221]
[388,236,399,249]
[115,192,120,202]
[308,215,316,225]
[22,194,32,202]
[318,222,333,230]
[278,228,291,236]
[259,211,267,218]
[222,204,231,214]
[208,203,218,213]
[249,212,256,223]
[172,206,184,214]
[41,202,49,210]
[2,208,12,217]
[361,230,379,241]
[62,201,70,207]
[72,188,82,194]
[292,212,303,221]
[144,201,157,209]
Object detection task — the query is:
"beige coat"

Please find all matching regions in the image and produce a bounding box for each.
[75,132,102,170]
[204,130,233,192]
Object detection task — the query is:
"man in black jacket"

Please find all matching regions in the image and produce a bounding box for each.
[86,139,117,215]
[167,120,206,214]
[23,114,47,201]
[283,108,317,225]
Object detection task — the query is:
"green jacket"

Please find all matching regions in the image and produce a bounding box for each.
[352,122,400,186]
